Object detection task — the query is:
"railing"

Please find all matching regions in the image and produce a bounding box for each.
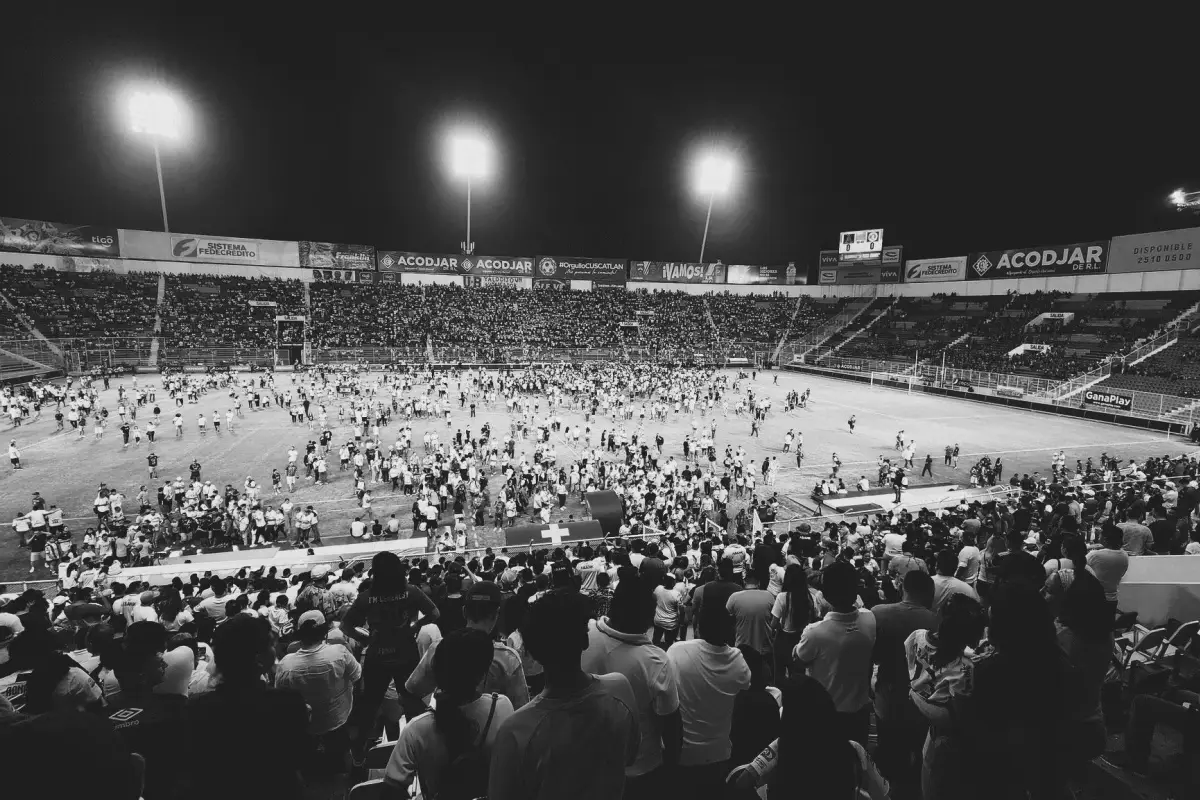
[784,356,1199,426]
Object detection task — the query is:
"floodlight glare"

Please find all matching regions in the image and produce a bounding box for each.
[449,134,492,181]
[1170,189,1186,206]
[129,91,182,139]
[695,154,735,196]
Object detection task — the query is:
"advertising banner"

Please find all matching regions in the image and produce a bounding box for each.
[375,251,459,274]
[465,275,533,289]
[247,300,277,308]
[1108,228,1200,274]
[119,229,300,267]
[298,241,377,271]
[627,261,727,284]
[836,265,901,285]
[904,256,967,283]
[818,268,838,285]
[967,240,1109,280]
[819,251,841,269]
[275,315,306,322]
[460,256,535,276]
[1,216,120,258]
[534,277,570,289]
[1083,389,1133,411]
[725,263,803,285]
[534,256,626,285]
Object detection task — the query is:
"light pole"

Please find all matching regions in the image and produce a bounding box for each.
[129,90,182,233]
[694,153,735,263]
[448,132,493,255]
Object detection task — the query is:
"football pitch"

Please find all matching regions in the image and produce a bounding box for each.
[0,369,1186,584]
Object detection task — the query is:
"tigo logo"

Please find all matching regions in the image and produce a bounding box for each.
[972,254,992,276]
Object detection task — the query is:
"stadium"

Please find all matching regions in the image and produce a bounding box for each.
[1,31,1198,800]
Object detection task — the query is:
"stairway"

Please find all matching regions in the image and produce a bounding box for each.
[148,274,166,368]
[819,297,896,358]
[792,298,874,362]
[0,289,63,361]
[772,296,808,364]
[701,297,720,339]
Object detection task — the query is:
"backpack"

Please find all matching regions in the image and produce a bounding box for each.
[437,692,499,800]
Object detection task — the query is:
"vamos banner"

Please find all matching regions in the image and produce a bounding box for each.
[534,256,626,285]
[1,216,120,258]
[905,256,967,283]
[726,263,803,285]
[1083,389,1133,411]
[967,240,1109,280]
[298,241,377,271]
[628,261,727,284]
[1109,227,1200,274]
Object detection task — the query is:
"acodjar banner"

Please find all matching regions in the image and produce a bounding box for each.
[967,240,1109,280]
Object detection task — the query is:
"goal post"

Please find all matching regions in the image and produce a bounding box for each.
[870,371,919,393]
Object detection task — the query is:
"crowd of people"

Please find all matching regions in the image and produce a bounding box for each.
[160,274,308,349]
[0,265,159,347]
[2,356,1198,799]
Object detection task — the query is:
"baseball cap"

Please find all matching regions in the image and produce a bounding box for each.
[311,564,330,579]
[298,610,326,628]
[467,581,502,604]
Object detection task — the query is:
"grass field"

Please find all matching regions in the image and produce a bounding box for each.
[0,369,1188,584]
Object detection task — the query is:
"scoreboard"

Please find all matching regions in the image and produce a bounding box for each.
[840,228,883,255]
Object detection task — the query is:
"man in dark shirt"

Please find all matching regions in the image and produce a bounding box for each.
[871,571,936,786]
[694,559,742,640]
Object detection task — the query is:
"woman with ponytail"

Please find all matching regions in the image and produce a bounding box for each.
[383,627,514,799]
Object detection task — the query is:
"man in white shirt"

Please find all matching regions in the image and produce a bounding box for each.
[794,560,876,747]
[582,574,681,795]
[667,590,751,795]
[489,590,640,800]
[932,550,979,619]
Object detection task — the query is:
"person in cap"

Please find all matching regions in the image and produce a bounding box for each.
[407,580,529,710]
[275,609,362,775]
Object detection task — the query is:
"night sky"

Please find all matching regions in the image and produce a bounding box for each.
[2,16,1196,279]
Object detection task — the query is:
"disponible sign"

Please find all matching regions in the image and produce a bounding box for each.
[1083,389,1133,411]
[967,241,1109,280]
[1,216,120,258]
[905,256,967,283]
[535,256,626,285]
[628,261,727,284]
[1108,228,1200,274]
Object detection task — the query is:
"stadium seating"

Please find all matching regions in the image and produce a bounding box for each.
[0,265,158,346]
[161,274,306,349]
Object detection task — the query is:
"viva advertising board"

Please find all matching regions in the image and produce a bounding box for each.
[0,216,120,258]
[967,241,1109,280]
[535,256,626,285]
[628,261,727,284]
[1083,389,1133,411]
[837,265,901,285]
[1108,227,1200,274]
[905,256,967,283]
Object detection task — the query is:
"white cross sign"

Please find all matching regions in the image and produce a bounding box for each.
[541,523,571,545]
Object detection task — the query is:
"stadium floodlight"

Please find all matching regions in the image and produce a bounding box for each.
[693,152,736,263]
[128,90,183,233]
[447,131,494,255]
[1169,188,1200,213]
